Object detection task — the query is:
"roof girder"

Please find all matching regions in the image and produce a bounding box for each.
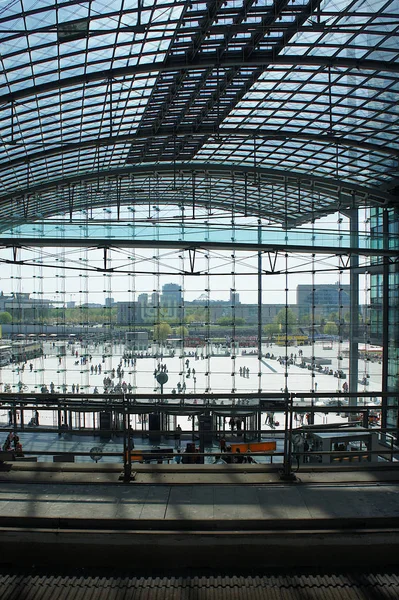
[1,54,398,108]
[0,163,392,207]
[1,128,397,176]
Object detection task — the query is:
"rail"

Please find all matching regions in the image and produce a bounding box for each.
[0,391,398,481]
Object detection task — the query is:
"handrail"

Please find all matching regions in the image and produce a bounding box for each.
[1,390,397,481]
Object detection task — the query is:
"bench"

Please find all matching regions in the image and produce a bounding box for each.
[53,454,75,462]
[0,451,15,463]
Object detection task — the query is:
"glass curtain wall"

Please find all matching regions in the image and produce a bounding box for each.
[370,207,399,439]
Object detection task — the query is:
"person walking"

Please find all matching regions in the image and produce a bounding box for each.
[174,424,182,449]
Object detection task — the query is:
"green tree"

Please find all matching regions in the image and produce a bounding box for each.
[174,325,188,338]
[188,307,207,322]
[274,308,298,334]
[217,316,233,326]
[299,314,311,326]
[184,314,196,324]
[324,322,338,336]
[216,316,245,326]
[153,322,172,342]
[263,323,280,338]
[0,311,12,324]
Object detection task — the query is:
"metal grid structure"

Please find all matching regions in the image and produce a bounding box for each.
[0,0,398,230]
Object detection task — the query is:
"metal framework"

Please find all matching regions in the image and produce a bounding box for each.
[0,0,397,229]
[2,391,397,480]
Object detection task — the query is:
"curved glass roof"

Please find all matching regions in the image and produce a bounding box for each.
[0,0,398,227]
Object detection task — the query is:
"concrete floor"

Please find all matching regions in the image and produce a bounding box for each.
[1,467,399,569]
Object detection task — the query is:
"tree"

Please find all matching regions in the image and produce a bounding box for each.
[153,322,172,342]
[324,322,338,336]
[299,314,311,326]
[274,308,298,334]
[184,314,196,324]
[263,323,280,338]
[0,311,12,324]
[217,316,234,326]
[174,325,188,338]
[189,307,207,322]
[216,316,245,326]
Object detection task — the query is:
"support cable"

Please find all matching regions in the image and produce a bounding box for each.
[205,224,211,394]
[337,209,344,395]
[231,232,237,394]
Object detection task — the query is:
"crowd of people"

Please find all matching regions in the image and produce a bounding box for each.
[217,439,257,464]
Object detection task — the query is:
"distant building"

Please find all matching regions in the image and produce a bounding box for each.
[230,291,240,305]
[138,293,148,306]
[117,302,144,325]
[209,303,288,325]
[80,303,103,308]
[0,291,52,320]
[105,297,115,307]
[297,283,350,318]
[162,283,182,305]
[150,292,160,307]
[125,331,149,351]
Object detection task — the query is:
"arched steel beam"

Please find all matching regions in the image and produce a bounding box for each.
[0,54,398,107]
[0,163,393,206]
[1,128,397,174]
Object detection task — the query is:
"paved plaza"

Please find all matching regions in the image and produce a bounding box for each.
[0,340,382,464]
[0,340,381,396]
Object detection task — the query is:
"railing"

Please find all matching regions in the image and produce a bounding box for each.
[0,391,398,482]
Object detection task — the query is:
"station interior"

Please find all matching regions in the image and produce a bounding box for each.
[0,0,398,594]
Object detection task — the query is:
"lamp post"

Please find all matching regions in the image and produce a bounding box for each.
[156,371,168,395]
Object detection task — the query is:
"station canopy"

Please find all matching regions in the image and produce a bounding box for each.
[0,0,398,230]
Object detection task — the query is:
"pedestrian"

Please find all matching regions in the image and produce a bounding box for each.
[303,439,310,463]
[220,437,227,452]
[2,434,12,452]
[245,450,256,464]
[234,448,244,463]
[174,424,182,449]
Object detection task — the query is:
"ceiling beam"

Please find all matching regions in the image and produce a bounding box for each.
[0,163,393,206]
[1,128,396,173]
[1,54,398,107]
[1,237,397,257]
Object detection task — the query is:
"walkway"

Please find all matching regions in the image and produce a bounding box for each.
[1,463,399,570]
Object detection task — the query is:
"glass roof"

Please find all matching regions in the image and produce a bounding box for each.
[0,0,398,227]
